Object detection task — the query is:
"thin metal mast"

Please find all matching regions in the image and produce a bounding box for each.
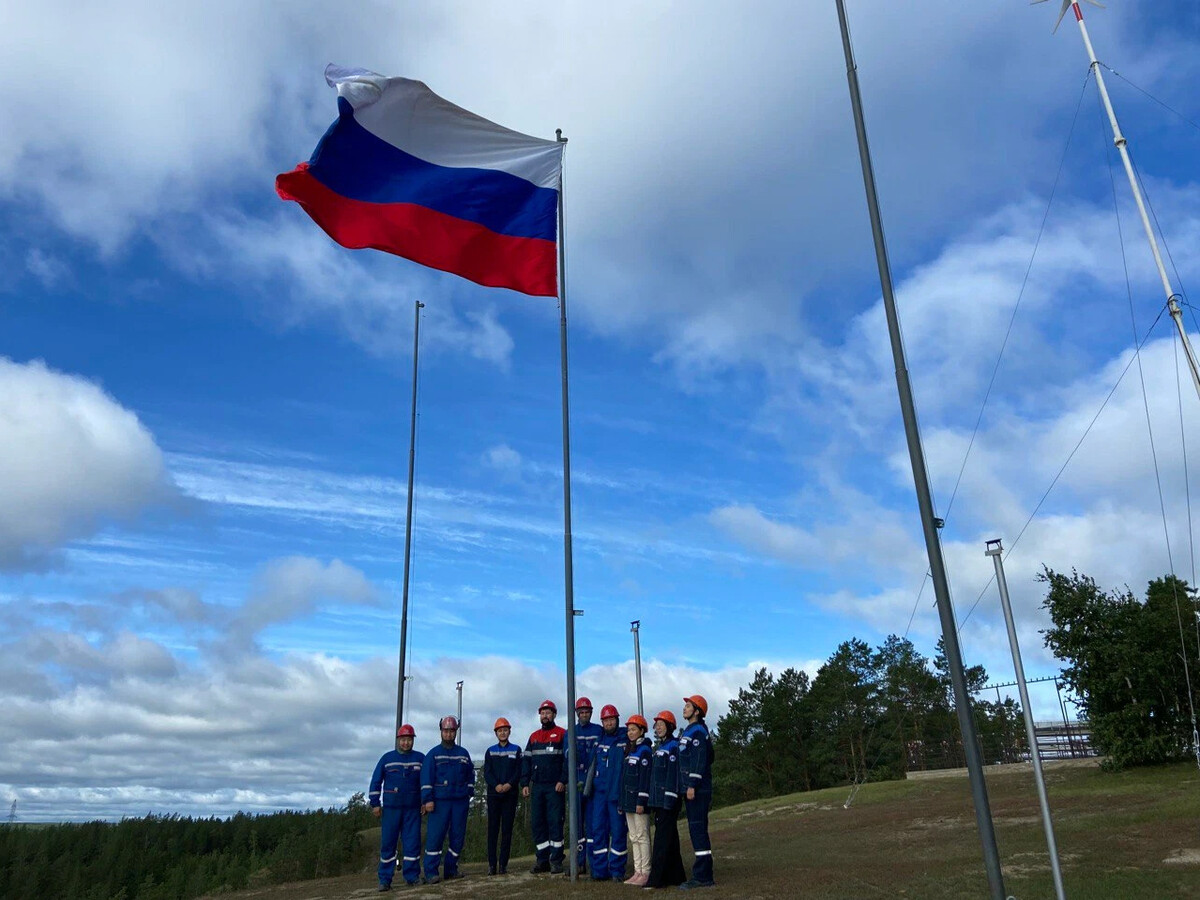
[555,128,581,882]
[456,680,464,744]
[395,299,425,733]
[631,620,644,717]
[833,3,1006,897]
[987,539,1067,900]
[1040,0,1200,401]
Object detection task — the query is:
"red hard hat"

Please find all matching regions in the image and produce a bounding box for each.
[538,699,557,713]
[684,695,709,717]
[625,714,648,731]
[575,697,593,711]
[654,710,677,728]
[396,724,416,738]
[494,717,511,731]
[600,704,619,720]
[439,715,460,731]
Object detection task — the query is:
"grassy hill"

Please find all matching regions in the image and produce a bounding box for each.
[206,761,1198,899]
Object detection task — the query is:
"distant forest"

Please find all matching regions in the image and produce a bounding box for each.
[712,634,1024,806]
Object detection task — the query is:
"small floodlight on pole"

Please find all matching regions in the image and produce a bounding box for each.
[456,680,464,745]
[631,620,644,718]
[986,539,1067,900]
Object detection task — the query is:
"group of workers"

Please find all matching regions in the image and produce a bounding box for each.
[368,695,715,891]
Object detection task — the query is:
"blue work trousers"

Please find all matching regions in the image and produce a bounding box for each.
[378,805,421,886]
[684,792,714,884]
[529,784,565,865]
[423,798,468,880]
[587,794,628,880]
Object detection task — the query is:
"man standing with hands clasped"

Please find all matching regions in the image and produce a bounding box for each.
[369,724,424,891]
[420,716,474,884]
[521,700,569,874]
[678,695,716,890]
[483,717,521,876]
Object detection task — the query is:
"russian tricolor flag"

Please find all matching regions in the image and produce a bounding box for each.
[277,66,563,297]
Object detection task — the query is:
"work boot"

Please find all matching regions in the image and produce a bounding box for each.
[426,874,441,885]
[679,880,716,890]
[530,862,550,874]
[377,885,391,893]
[550,862,564,874]
[499,866,507,875]
[487,866,497,876]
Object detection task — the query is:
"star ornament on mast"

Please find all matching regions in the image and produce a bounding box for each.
[1032,0,1104,34]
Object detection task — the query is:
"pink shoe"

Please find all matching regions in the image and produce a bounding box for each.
[634,873,650,886]
[624,873,640,885]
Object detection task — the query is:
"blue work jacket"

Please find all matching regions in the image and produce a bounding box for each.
[483,742,522,796]
[678,720,714,794]
[369,749,425,808]
[421,742,474,804]
[618,736,652,814]
[591,730,625,799]
[648,736,681,811]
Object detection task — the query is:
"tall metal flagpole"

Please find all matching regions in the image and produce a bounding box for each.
[631,620,644,717]
[1038,0,1200,770]
[1037,0,1200,401]
[395,299,425,733]
[555,128,581,882]
[986,540,1067,900]
[832,3,1007,898]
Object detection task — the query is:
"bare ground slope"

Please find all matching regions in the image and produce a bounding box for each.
[206,762,1199,899]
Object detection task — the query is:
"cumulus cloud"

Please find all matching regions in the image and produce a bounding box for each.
[0,358,181,571]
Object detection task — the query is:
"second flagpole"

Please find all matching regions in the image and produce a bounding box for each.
[395,299,424,733]
[555,128,581,882]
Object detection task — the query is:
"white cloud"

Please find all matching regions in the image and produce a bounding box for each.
[230,556,379,647]
[0,358,181,571]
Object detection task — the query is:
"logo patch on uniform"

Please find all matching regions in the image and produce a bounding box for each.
[693,738,701,746]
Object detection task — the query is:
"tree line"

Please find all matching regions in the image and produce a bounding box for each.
[711,635,1023,806]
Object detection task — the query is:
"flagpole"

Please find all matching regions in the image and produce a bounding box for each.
[833,2,1006,897]
[395,299,425,733]
[555,128,581,883]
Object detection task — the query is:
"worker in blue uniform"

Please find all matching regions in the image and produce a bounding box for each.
[572,696,604,871]
[678,694,716,890]
[483,716,522,876]
[585,703,628,881]
[520,699,569,874]
[646,710,686,889]
[369,723,424,891]
[420,716,474,884]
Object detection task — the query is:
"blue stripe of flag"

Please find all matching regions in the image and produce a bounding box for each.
[306,97,558,242]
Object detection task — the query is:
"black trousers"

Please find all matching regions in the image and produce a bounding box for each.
[647,804,686,888]
[486,791,518,869]
[530,784,565,864]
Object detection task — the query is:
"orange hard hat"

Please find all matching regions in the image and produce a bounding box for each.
[654,710,677,728]
[625,714,648,731]
[575,697,593,710]
[493,717,511,731]
[600,704,619,720]
[684,695,709,717]
[396,724,416,738]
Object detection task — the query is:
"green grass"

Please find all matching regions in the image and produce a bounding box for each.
[209,761,1199,899]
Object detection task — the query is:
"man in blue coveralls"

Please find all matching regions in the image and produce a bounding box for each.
[572,697,604,872]
[678,695,716,890]
[369,723,424,891]
[421,716,474,884]
[586,704,628,881]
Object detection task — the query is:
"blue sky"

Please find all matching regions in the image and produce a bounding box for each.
[3,0,1200,821]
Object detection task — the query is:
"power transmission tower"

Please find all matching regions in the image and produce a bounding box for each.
[7,801,15,824]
